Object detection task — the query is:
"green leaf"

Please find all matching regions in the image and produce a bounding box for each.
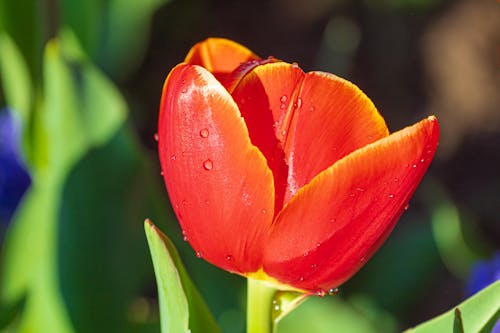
[144,219,221,333]
[404,281,500,333]
[0,32,32,123]
[0,0,44,82]
[57,128,161,332]
[61,0,169,79]
[0,32,127,331]
[277,297,381,333]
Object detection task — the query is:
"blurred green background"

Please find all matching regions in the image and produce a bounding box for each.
[0,0,499,332]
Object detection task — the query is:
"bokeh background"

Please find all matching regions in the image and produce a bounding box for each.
[0,0,499,332]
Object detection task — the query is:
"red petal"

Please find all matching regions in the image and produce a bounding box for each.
[284,71,388,199]
[158,63,274,274]
[231,62,304,210]
[184,38,259,81]
[230,63,388,207]
[262,117,439,292]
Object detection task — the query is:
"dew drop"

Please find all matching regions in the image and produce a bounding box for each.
[309,106,315,112]
[226,255,233,261]
[153,133,159,141]
[196,251,203,258]
[420,158,425,163]
[316,242,321,248]
[296,98,303,109]
[181,88,187,93]
[170,155,176,160]
[280,95,287,103]
[356,187,366,192]
[160,170,164,176]
[349,193,355,198]
[404,204,410,210]
[310,263,318,269]
[199,128,209,138]
[291,62,299,68]
[316,290,326,297]
[261,209,267,214]
[329,218,336,223]
[328,288,339,296]
[299,276,305,282]
[182,230,188,241]
[281,130,287,136]
[412,164,418,168]
[387,194,395,199]
[204,199,210,205]
[203,159,213,170]
[393,177,400,182]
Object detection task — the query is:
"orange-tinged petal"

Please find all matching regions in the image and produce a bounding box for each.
[184,38,259,80]
[158,63,274,274]
[230,62,389,206]
[262,116,439,292]
[284,71,389,199]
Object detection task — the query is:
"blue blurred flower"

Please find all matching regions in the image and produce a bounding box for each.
[466,252,500,297]
[0,108,31,225]
[466,252,500,333]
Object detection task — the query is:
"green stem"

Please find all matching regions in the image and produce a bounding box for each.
[247,278,277,333]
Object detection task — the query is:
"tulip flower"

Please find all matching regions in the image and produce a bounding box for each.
[158,38,439,297]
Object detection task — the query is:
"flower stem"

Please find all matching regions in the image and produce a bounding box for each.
[247,278,277,333]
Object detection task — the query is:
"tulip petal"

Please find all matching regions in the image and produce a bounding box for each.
[231,62,304,210]
[231,63,388,206]
[284,71,389,199]
[158,63,274,274]
[262,116,439,292]
[184,38,259,80]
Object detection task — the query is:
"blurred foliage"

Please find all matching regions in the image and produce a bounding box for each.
[0,0,499,332]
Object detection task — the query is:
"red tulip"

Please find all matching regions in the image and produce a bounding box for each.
[158,38,439,294]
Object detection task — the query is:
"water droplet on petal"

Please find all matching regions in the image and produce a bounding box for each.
[280,95,287,103]
[310,263,317,269]
[412,164,418,168]
[153,133,159,141]
[226,255,233,261]
[204,199,210,205]
[328,288,339,296]
[182,230,188,241]
[316,290,326,297]
[199,128,209,138]
[316,242,321,248]
[404,204,410,210]
[160,170,164,176]
[170,155,176,160]
[356,187,366,192]
[309,106,315,112]
[393,177,399,182]
[299,276,305,282]
[329,218,336,223]
[261,209,267,214]
[203,159,213,170]
[420,158,425,163]
[291,62,299,68]
[196,251,203,258]
[349,193,355,198]
[296,98,302,109]
[181,88,187,93]
[387,194,395,199]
